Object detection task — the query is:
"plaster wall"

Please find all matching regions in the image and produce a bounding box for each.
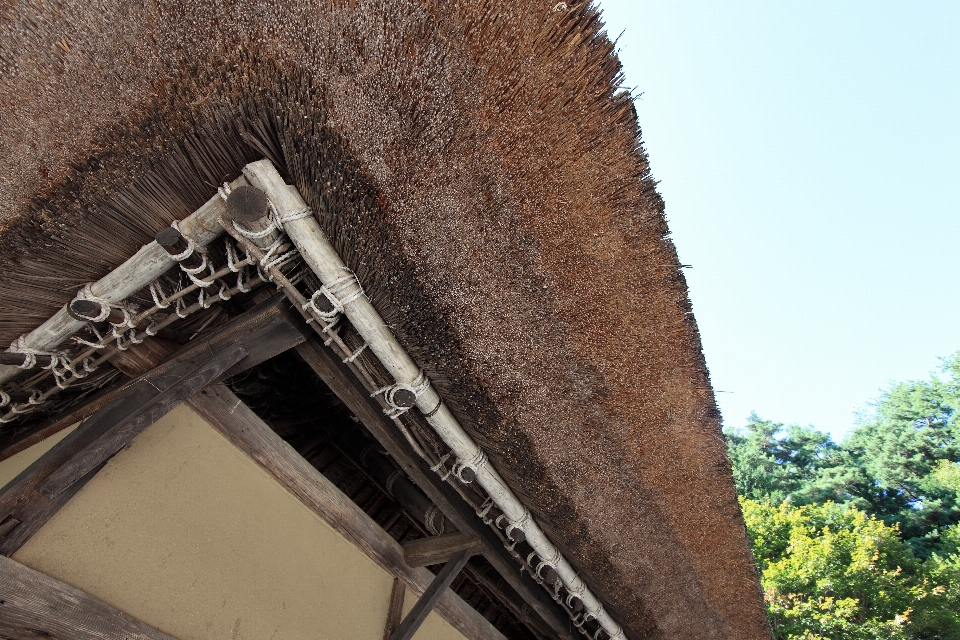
[8,404,464,640]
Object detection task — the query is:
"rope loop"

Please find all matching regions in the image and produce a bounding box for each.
[167,220,197,262]
[74,284,114,322]
[430,454,454,482]
[454,447,489,484]
[303,273,365,328]
[372,371,430,419]
[232,219,277,240]
[149,281,171,309]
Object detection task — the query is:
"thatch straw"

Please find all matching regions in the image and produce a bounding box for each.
[0,1,771,638]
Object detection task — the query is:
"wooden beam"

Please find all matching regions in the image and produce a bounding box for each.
[403,533,484,568]
[0,296,306,464]
[294,337,573,640]
[0,298,306,555]
[37,344,246,499]
[382,577,406,640]
[186,385,507,640]
[0,554,175,640]
[391,549,474,640]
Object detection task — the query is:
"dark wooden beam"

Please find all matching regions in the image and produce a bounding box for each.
[403,533,484,568]
[186,385,507,640]
[37,344,246,499]
[0,298,306,555]
[0,554,175,640]
[391,549,475,640]
[382,577,406,640]
[294,337,573,640]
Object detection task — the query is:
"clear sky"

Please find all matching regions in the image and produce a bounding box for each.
[595,1,960,441]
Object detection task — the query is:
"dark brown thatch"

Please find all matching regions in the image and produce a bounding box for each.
[0,1,771,638]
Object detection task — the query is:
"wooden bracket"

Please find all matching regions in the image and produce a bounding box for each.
[403,533,484,568]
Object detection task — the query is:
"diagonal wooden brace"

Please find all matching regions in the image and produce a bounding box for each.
[391,549,475,640]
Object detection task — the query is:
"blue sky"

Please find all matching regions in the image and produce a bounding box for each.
[596,1,960,440]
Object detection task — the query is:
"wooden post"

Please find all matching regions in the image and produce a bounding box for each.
[383,577,406,640]
[0,555,175,639]
[391,549,475,640]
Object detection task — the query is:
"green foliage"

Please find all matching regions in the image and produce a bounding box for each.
[741,499,960,640]
[730,352,960,638]
[726,415,841,504]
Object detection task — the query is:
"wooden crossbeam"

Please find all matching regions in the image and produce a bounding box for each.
[403,533,484,568]
[391,549,475,640]
[0,554,175,639]
[294,337,573,640]
[0,298,306,555]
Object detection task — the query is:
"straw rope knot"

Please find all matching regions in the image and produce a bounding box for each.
[167,220,197,262]
[454,447,489,484]
[304,272,365,330]
[372,370,430,419]
[74,284,114,323]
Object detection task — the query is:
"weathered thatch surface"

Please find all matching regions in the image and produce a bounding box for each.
[0,1,771,638]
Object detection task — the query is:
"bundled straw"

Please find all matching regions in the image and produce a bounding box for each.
[0,2,771,638]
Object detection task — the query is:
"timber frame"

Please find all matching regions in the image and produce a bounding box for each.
[0,294,573,639]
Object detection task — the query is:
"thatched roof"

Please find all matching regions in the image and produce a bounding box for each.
[0,1,771,638]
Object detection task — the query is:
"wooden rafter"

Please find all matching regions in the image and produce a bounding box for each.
[294,336,573,640]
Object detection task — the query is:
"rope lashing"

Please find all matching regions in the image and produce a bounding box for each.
[272,205,313,225]
[166,220,198,262]
[424,504,443,535]
[453,447,489,484]
[73,284,115,323]
[232,219,277,240]
[303,272,365,329]
[505,508,531,546]
[372,371,430,419]
[421,397,443,418]
[476,498,496,523]
[430,453,454,482]
[342,343,368,364]
[9,336,61,371]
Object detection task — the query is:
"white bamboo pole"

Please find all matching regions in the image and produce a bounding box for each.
[243,160,626,640]
[0,176,248,385]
